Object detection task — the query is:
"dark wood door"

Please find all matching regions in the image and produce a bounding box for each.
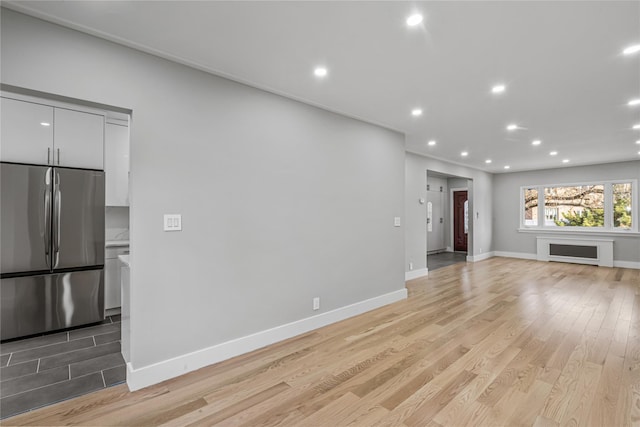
[453,190,468,252]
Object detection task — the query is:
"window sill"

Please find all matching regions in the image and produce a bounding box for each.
[517,228,640,237]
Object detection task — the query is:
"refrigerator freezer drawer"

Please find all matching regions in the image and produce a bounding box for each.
[1,269,104,340]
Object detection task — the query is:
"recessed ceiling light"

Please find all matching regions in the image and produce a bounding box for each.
[633,124,640,129]
[314,67,328,77]
[40,122,50,126]
[531,140,541,146]
[636,140,640,144]
[406,14,423,26]
[485,159,492,164]
[562,159,570,163]
[427,140,436,146]
[504,165,510,169]
[628,99,640,106]
[506,124,518,131]
[549,151,558,156]
[461,151,468,157]
[411,108,423,117]
[491,84,506,94]
[623,44,640,55]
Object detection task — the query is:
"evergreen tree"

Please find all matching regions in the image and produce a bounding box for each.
[613,196,632,228]
[555,208,604,227]
[554,197,631,228]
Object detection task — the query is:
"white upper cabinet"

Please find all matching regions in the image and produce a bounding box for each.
[105,122,130,206]
[1,95,105,170]
[54,108,104,169]
[1,97,54,165]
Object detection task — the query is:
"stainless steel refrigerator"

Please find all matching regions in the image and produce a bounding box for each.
[1,162,105,340]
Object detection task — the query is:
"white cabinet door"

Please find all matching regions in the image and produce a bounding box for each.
[105,123,129,206]
[1,97,54,164]
[105,245,128,310]
[54,108,104,169]
[105,257,121,310]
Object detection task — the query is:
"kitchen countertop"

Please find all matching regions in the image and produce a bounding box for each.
[118,254,130,267]
[106,240,130,247]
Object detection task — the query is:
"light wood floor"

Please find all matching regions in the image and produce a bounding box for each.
[4,258,639,426]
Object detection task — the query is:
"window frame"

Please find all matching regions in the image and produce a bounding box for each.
[519,179,638,234]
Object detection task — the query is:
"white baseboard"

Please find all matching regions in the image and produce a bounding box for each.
[466,252,494,262]
[126,288,408,391]
[493,251,638,269]
[405,268,428,281]
[613,260,640,269]
[493,251,537,260]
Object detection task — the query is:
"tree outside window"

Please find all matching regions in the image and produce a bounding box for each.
[546,185,604,227]
[613,183,632,229]
[520,181,635,231]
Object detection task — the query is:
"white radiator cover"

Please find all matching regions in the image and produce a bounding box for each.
[536,236,614,267]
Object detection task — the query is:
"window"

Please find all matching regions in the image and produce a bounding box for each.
[523,188,538,226]
[520,180,637,232]
[613,183,632,229]
[544,185,604,227]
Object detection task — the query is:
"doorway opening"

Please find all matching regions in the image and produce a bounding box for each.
[426,171,472,271]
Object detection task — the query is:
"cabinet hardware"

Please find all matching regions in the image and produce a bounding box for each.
[47,147,50,164]
[56,148,60,165]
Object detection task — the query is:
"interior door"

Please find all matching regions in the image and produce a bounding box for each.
[427,189,445,252]
[53,167,105,270]
[453,190,468,252]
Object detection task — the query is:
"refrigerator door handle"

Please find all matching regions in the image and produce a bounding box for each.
[43,167,52,269]
[44,189,51,263]
[53,171,61,268]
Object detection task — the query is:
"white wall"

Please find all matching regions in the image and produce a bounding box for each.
[405,152,494,273]
[1,9,406,386]
[492,161,640,265]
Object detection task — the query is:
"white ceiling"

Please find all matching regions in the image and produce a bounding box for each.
[5,1,640,173]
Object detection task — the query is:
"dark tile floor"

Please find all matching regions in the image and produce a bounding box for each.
[427,251,467,271]
[0,315,125,419]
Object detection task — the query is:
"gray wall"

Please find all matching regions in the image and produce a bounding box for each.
[492,161,640,262]
[1,10,405,369]
[405,152,494,272]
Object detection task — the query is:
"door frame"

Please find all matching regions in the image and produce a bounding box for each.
[450,187,467,252]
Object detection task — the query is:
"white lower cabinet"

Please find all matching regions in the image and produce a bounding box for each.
[105,245,129,310]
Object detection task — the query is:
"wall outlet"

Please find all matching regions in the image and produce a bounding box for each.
[313,297,320,311]
[409,262,413,270]
[394,217,401,227]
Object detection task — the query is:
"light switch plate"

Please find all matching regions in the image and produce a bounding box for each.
[164,214,182,231]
